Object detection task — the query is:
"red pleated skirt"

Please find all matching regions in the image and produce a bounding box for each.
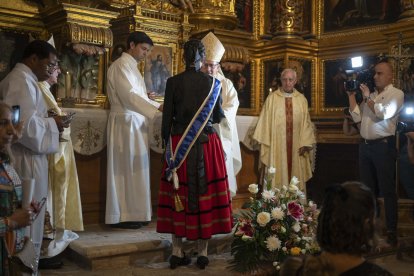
[156,133,233,240]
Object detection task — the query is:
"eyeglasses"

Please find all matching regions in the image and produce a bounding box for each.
[47,62,59,70]
[203,63,219,69]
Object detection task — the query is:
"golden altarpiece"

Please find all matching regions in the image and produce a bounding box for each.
[0,0,413,235]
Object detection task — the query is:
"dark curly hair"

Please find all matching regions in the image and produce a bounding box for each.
[316,181,376,255]
[22,40,57,60]
[183,39,205,70]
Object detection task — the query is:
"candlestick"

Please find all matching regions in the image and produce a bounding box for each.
[65,71,71,98]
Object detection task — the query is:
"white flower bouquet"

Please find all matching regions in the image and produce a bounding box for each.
[230,167,320,273]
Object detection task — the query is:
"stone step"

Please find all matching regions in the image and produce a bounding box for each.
[66,222,234,271]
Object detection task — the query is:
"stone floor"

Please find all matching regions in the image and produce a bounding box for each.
[38,222,414,276]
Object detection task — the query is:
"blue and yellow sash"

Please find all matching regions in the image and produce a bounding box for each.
[165,77,221,190]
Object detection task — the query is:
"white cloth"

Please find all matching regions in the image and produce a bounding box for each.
[105,52,160,224]
[40,229,79,258]
[213,75,242,197]
[253,89,315,191]
[0,63,60,257]
[63,107,109,155]
[351,84,404,140]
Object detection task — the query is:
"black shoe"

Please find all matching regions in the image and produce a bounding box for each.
[196,256,209,270]
[386,231,398,247]
[109,222,142,229]
[39,257,63,269]
[169,254,191,269]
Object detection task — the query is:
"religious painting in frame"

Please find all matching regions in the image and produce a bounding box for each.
[262,57,284,102]
[144,45,173,97]
[0,30,30,81]
[399,44,414,96]
[288,56,313,109]
[322,55,378,110]
[222,61,252,110]
[235,0,253,32]
[323,0,401,33]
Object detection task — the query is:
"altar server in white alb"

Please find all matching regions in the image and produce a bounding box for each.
[201,32,242,197]
[106,31,163,229]
[0,40,67,258]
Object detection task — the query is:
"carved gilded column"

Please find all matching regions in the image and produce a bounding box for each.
[270,0,304,39]
[399,0,414,21]
[41,3,119,107]
[190,0,238,31]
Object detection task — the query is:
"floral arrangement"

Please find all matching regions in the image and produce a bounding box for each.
[230,167,320,273]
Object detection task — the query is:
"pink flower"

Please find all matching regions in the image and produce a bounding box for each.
[287,201,304,221]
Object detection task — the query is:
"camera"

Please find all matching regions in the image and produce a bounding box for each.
[397,121,414,134]
[344,68,375,93]
[397,102,414,134]
[11,105,20,125]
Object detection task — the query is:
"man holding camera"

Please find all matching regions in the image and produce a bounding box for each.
[347,61,404,247]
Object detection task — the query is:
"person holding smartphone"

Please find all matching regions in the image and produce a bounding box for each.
[37,58,83,268]
[0,40,61,264]
[0,102,41,275]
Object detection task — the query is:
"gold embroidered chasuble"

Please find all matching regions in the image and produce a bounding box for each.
[38,81,84,231]
[253,89,315,191]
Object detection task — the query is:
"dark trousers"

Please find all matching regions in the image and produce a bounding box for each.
[399,144,414,200]
[359,139,398,232]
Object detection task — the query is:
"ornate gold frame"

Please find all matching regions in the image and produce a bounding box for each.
[259,55,285,106]
[288,55,316,113]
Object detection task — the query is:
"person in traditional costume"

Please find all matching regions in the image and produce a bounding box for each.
[0,40,65,260]
[37,53,82,267]
[156,39,233,270]
[200,32,242,198]
[253,68,315,191]
[105,31,162,229]
[0,102,34,275]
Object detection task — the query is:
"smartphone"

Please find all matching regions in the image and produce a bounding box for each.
[11,105,20,125]
[62,112,76,124]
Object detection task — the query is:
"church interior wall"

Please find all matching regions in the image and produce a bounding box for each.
[0,0,413,230]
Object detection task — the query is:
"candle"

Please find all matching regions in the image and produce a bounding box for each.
[65,71,71,98]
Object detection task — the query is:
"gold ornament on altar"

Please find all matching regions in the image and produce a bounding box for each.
[201,32,225,63]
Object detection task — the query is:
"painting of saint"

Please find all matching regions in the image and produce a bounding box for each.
[264,59,284,100]
[0,31,29,81]
[235,0,253,32]
[324,0,401,32]
[144,46,172,97]
[222,61,251,108]
[289,58,312,107]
